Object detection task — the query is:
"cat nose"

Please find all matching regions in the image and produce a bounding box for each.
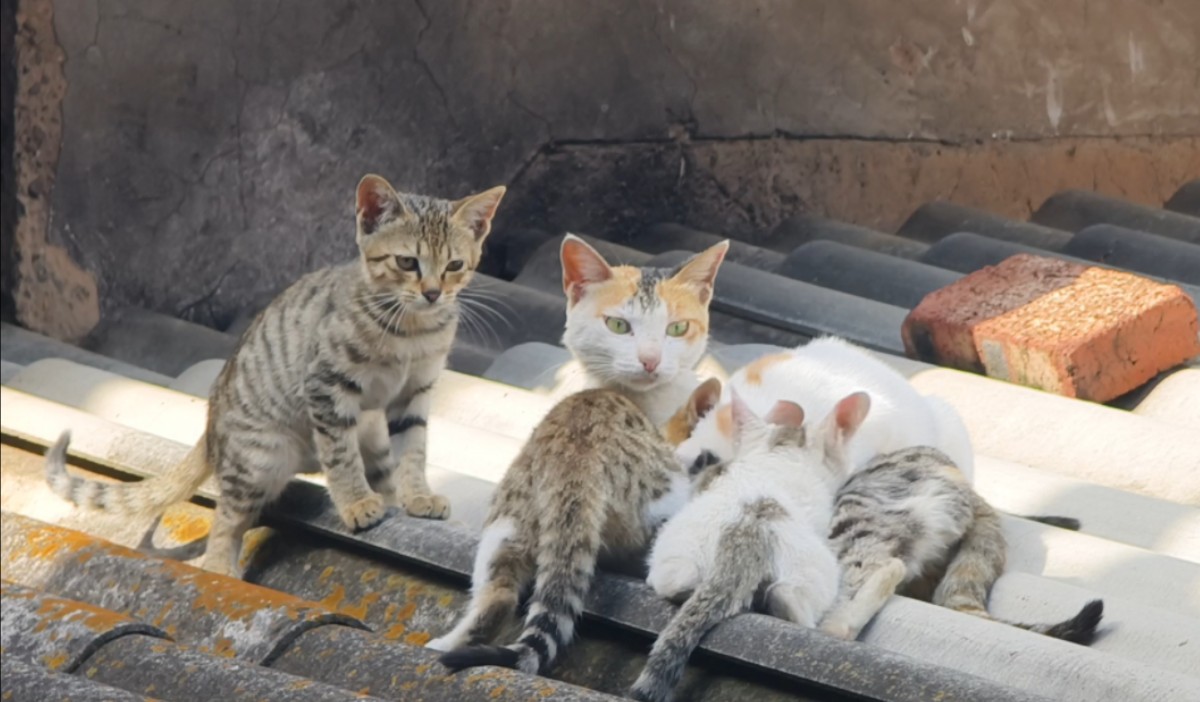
[640,356,660,373]
[422,289,442,303]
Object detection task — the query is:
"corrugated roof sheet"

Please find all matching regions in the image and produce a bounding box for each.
[3,185,1199,702]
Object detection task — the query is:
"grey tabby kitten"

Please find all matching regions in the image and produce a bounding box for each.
[44,174,506,578]
[820,446,1103,643]
[428,237,728,675]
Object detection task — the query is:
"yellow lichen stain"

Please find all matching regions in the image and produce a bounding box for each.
[404,631,431,646]
[152,600,176,627]
[150,642,172,655]
[320,584,348,611]
[415,663,431,676]
[41,652,68,670]
[438,593,454,608]
[465,670,507,686]
[539,684,557,696]
[383,621,407,639]
[399,680,419,692]
[319,566,336,584]
[359,569,380,584]
[329,589,382,621]
[238,527,271,568]
[490,685,508,698]
[160,509,212,543]
[209,637,237,658]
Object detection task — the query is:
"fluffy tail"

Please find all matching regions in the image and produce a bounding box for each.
[440,465,608,675]
[628,503,777,702]
[45,431,212,516]
[935,494,1103,645]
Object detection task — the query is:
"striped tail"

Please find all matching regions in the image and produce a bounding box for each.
[44,431,212,516]
[629,507,776,702]
[935,494,1103,645]
[440,463,608,675]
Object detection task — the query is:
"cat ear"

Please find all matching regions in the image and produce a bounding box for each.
[765,400,805,428]
[821,391,870,452]
[689,378,723,421]
[729,388,766,441]
[561,234,614,306]
[668,240,730,303]
[356,174,410,235]
[452,185,507,243]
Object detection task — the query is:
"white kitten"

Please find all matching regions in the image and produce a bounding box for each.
[676,336,974,482]
[631,390,867,702]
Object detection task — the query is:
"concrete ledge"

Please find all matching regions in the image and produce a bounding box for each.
[169,359,227,397]
[83,307,239,377]
[0,359,22,383]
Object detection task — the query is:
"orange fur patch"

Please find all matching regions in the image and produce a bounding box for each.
[588,266,640,313]
[715,404,734,438]
[742,351,792,386]
[658,278,710,340]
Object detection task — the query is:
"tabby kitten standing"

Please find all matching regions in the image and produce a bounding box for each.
[428,236,728,675]
[820,446,1104,643]
[44,174,505,577]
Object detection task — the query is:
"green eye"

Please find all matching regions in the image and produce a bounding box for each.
[445,259,464,272]
[605,317,631,334]
[395,256,419,272]
[667,321,690,337]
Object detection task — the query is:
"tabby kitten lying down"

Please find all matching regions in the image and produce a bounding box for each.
[44,174,505,578]
[430,236,729,674]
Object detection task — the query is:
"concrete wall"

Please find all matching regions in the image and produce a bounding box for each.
[3,0,1198,336]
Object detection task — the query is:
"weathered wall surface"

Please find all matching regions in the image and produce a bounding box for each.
[4,0,1198,334]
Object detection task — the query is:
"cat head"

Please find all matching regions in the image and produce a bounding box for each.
[560,235,728,391]
[675,389,871,478]
[354,174,506,310]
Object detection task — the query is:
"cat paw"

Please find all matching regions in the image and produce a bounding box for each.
[425,635,456,652]
[403,493,451,520]
[340,494,388,531]
[820,620,857,641]
[647,557,701,600]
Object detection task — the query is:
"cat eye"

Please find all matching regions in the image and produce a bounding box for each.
[395,256,419,272]
[689,450,721,476]
[445,259,464,272]
[666,321,690,337]
[605,316,631,334]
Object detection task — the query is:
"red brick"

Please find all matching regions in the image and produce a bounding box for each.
[903,254,1200,401]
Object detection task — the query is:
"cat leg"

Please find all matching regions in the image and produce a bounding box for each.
[646,557,702,604]
[819,558,906,640]
[201,499,260,578]
[767,546,841,629]
[306,372,386,531]
[358,410,398,493]
[428,517,533,651]
[387,371,449,519]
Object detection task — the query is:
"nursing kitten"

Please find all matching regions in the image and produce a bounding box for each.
[820,446,1104,643]
[44,174,505,577]
[676,336,974,482]
[630,391,868,702]
[431,379,725,674]
[560,235,729,425]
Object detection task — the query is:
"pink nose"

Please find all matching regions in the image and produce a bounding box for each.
[641,356,660,373]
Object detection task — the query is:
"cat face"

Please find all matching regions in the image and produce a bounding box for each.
[355,174,506,310]
[560,235,728,391]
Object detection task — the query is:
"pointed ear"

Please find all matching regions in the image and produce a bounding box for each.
[452,185,507,243]
[668,240,730,304]
[729,389,765,441]
[689,378,723,421]
[765,400,805,428]
[561,234,614,306]
[356,174,409,235]
[822,391,870,452]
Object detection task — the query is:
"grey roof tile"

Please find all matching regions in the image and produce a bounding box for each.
[1,656,155,702]
[641,224,786,270]
[897,201,1072,250]
[779,239,961,308]
[770,214,929,259]
[1165,179,1200,217]
[1032,189,1200,244]
[1063,224,1200,285]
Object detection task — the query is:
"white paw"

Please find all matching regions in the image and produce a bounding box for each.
[425,635,456,652]
[820,619,856,640]
[647,557,701,600]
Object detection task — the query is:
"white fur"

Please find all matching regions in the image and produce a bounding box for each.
[562,285,706,427]
[676,338,975,481]
[646,405,846,627]
[642,471,693,531]
[426,517,515,651]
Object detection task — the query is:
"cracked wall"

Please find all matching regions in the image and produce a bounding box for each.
[3,0,1198,334]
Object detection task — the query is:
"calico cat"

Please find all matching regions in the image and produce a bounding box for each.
[428,236,728,674]
[820,446,1104,643]
[560,235,729,425]
[676,336,974,482]
[629,390,869,702]
[44,174,505,577]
